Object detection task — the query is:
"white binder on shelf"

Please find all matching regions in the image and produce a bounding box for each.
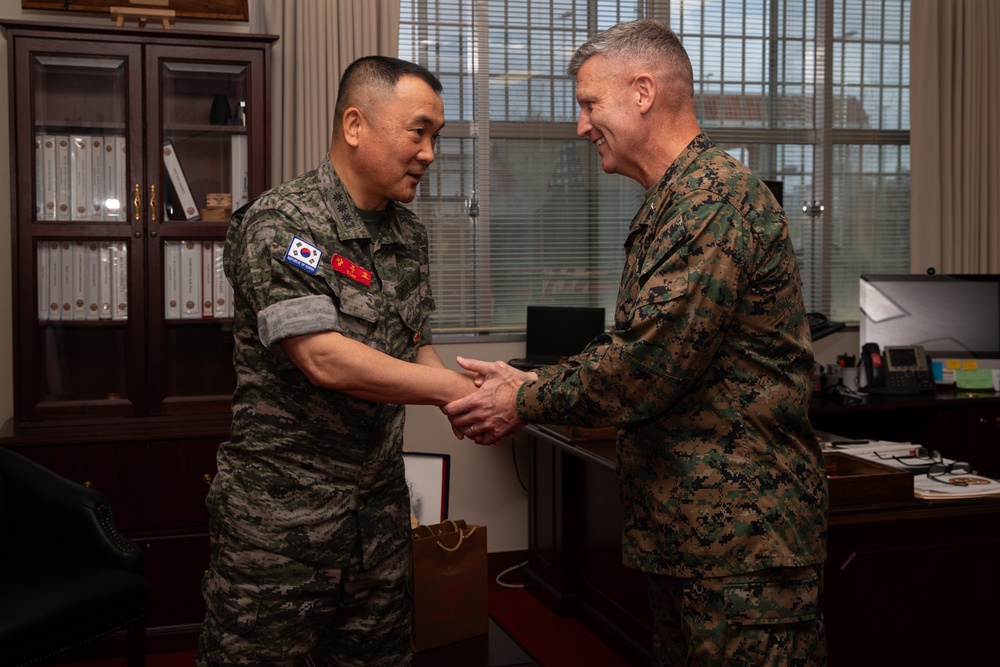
[111,241,128,321]
[55,136,71,220]
[42,135,57,220]
[70,136,90,221]
[46,241,61,320]
[72,241,86,320]
[99,242,113,320]
[59,240,73,319]
[86,241,100,320]
[36,242,49,321]
[201,241,214,318]
[163,141,200,221]
[179,240,202,319]
[89,136,105,220]
[116,136,127,221]
[163,240,181,320]
[35,135,44,220]
[102,136,119,220]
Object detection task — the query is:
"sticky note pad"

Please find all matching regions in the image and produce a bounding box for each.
[955,368,993,390]
[962,360,979,370]
[945,359,961,370]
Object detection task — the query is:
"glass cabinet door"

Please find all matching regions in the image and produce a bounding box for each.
[16,40,145,419]
[7,26,270,430]
[144,47,266,415]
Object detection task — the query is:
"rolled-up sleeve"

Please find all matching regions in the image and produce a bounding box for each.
[258,295,343,349]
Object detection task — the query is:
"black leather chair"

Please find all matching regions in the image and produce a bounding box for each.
[0,447,149,667]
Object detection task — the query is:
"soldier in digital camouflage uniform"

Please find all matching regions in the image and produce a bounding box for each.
[444,19,828,666]
[196,56,475,667]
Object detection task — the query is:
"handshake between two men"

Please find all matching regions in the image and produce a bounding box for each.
[442,356,539,446]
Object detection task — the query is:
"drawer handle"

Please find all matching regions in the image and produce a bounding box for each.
[978,417,1000,428]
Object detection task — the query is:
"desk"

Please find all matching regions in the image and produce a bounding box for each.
[517,426,652,666]
[809,387,1000,476]
[518,398,1000,667]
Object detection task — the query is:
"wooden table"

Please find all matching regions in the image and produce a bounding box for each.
[517,414,1000,667]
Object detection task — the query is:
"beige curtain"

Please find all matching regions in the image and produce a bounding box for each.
[250,0,401,186]
[910,0,1000,274]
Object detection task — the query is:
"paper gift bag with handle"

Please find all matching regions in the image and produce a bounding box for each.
[409,519,488,651]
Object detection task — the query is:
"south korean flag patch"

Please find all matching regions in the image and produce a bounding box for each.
[284,236,323,274]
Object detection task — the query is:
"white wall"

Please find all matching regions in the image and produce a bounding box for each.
[813,328,861,368]
[404,340,530,553]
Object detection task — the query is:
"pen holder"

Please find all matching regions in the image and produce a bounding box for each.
[841,366,860,389]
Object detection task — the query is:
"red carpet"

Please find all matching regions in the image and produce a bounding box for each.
[487,586,631,667]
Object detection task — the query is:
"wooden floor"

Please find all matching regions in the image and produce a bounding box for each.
[413,619,538,667]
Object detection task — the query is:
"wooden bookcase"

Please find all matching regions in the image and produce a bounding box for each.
[1,20,276,652]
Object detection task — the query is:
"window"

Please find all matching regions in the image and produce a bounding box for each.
[399,0,910,333]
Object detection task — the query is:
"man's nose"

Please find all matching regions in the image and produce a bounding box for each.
[418,139,436,164]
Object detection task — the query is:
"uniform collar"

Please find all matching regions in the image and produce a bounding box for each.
[318,156,403,246]
[630,133,715,234]
[656,132,714,198]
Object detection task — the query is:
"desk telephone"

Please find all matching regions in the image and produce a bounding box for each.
[861,343,936,395]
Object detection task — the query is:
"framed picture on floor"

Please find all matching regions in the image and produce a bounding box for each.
[403,451,450,526]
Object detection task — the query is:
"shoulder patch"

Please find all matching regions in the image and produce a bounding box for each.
[284,236,323,274]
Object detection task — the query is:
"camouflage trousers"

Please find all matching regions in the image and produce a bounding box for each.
[647,564,826,666]
[196,522,411,667]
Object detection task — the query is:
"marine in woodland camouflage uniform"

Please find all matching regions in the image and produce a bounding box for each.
[197,56,470,667]
[443,20,828,666]
[517,134,828,665]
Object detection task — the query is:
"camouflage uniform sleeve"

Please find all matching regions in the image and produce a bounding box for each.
[517,187,745,427]
[227,205,343,349]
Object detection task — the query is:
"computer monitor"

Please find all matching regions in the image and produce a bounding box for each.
[507,305,607,371]
[524,305,606,363]
[859,274,1000,358]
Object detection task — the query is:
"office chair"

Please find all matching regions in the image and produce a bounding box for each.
[0,447,149,667]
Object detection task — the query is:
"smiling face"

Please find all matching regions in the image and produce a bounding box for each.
[574,55,644,184]
[347,75,445,210]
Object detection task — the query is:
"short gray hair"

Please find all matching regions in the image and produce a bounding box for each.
[566,19,694,99]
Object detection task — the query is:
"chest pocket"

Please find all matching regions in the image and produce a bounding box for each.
[395,269,432,336]
[619,231,689,327]
[336,282,382,338]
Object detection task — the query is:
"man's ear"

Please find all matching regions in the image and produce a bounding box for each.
[342,107,364,148]
[634,73,655,114]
